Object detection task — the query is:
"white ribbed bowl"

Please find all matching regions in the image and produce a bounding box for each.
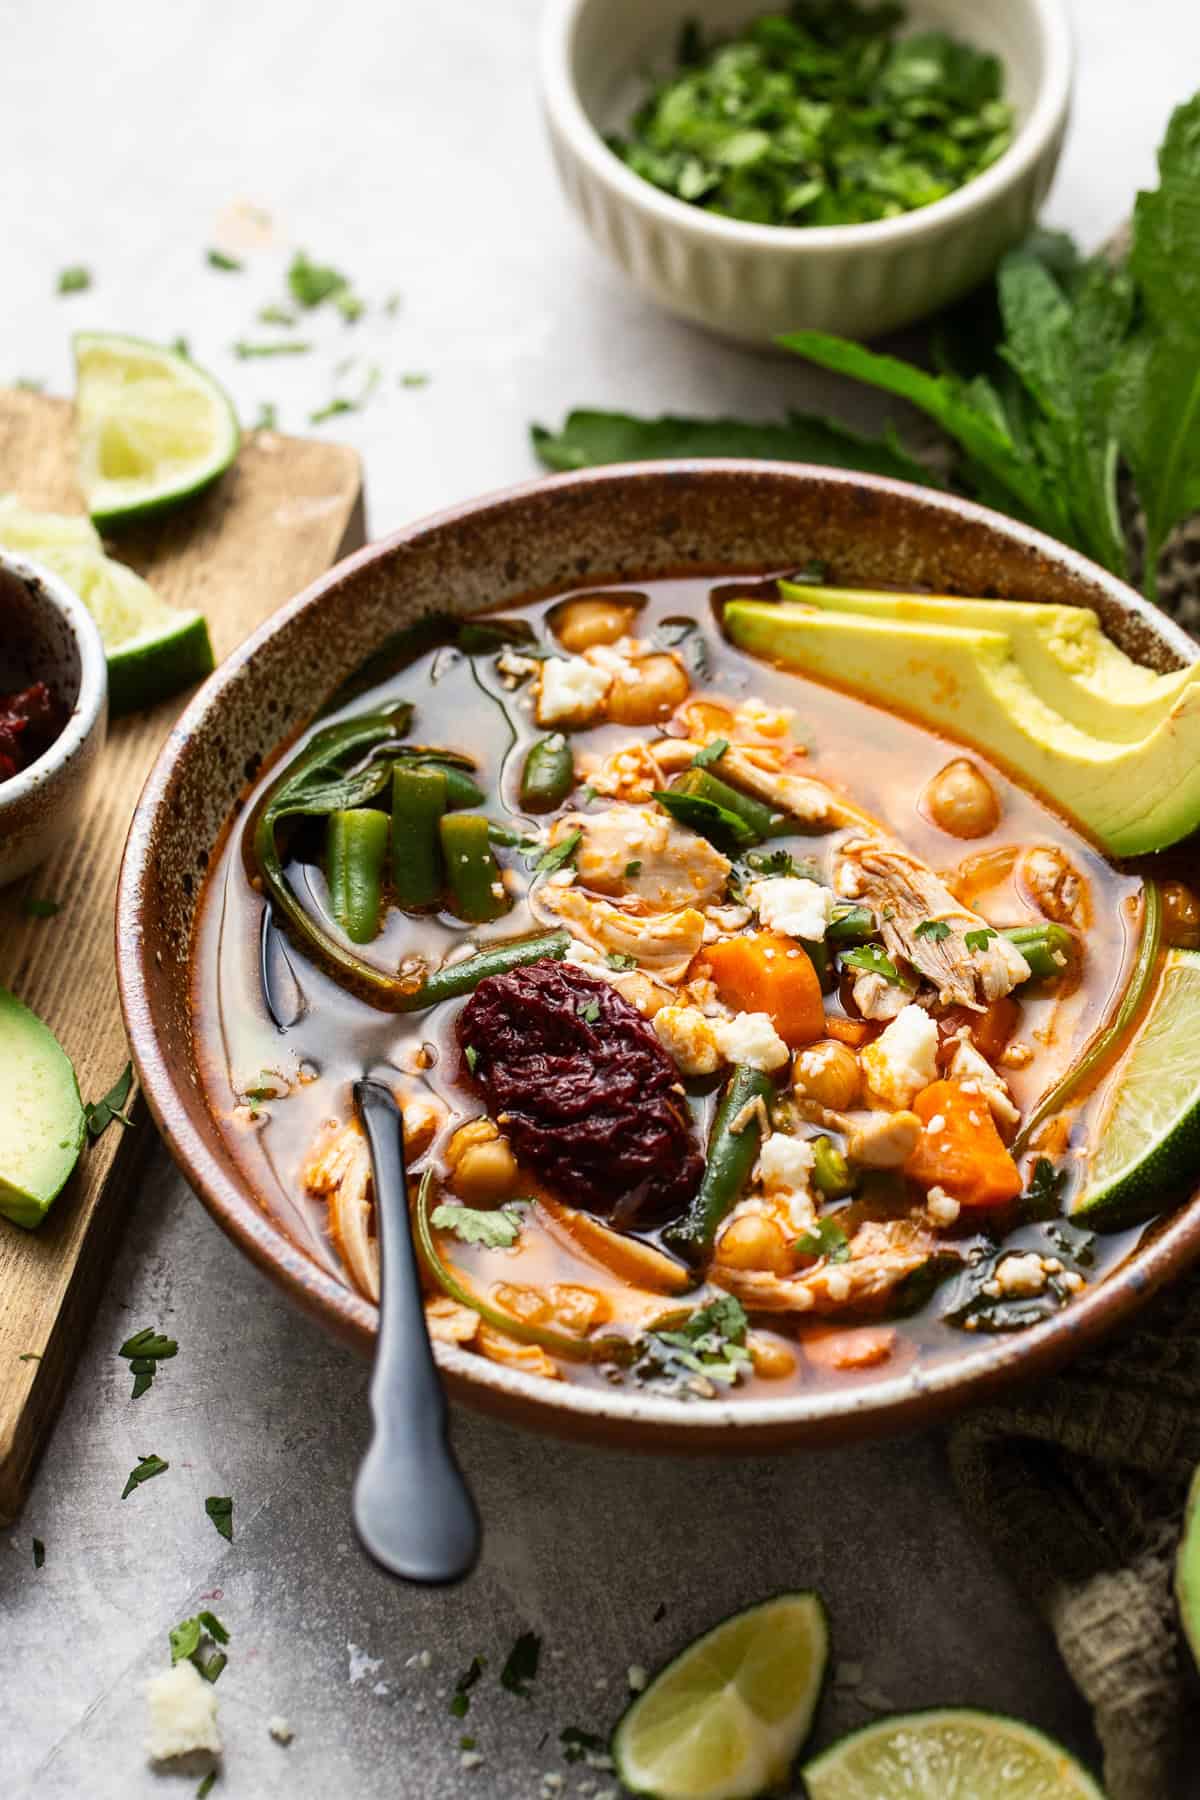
[540,0,1073,346]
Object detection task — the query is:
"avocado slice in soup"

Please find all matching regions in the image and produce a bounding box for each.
[0,986,86,1228]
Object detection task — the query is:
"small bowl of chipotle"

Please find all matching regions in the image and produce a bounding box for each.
[0,549,107,887]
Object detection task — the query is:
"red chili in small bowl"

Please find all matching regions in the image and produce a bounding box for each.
[0,681,68,784]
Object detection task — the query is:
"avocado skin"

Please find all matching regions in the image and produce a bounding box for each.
[0,986,86,1229]
[724,600,1200,857]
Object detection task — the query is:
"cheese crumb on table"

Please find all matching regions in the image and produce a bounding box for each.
[145,1659,222,1761]
[268,1715,294,1745]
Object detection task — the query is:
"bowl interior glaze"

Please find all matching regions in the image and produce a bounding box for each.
[117,463,1200,1452]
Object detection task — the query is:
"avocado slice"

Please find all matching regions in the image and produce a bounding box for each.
[0,986,86,1228]
[777,584,1196,744]
[724,601,1200,856]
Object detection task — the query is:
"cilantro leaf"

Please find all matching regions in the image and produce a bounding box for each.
[253,401,279,431]
[464,1044,479,1073]
[170,1611,230,1683]
[691,738,729,770]
[32,1538,45,1568]
[1112,95,1200,603]
[580,1000,601,1024]
[206,248,242,271]
[288,250,350,308]
[205,1495,234,1541]
[606,952,638,971]
[965,927,998,953]
[500,1630,541,1698]
[1021,1156,1069,1222]
[122,1452,168,1498]
[840,943,904,984]
[531,409,937,489]
[196,1772,217,1798]
[431,1201,526,1249]
[914,918,951,943]
[623,859,643,877]
[794,1218,851,1264]
[21,895,60,918]
[85,1061,134,1140]
[450,1655,484,1716]
[534,828,581,878]
[57,266,91,294]
[170,1617,203,1663]
[233,339,312,359]
[635,1296,752,1398]
[119,1325,176,1398]
[257,303,295,326]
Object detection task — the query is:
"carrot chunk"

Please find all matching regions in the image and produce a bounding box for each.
[703,931,825,1048]
[802,1323,897,1371]
[823,1014,874,1049]
[905,1078,1022,1209]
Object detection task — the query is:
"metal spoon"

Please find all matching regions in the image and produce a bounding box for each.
[351,1077,481,1585]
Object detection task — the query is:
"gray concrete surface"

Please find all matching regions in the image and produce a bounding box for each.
[5,1,1200,1794]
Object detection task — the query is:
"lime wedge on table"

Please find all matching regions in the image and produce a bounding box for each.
[612,1593,828,1799]
[1070,947,1200,1227]
[74,331,239,526]
[803,1709,1104,1799]
[0,498,214,715]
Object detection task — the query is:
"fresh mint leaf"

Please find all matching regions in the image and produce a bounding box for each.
[691,737,729,770]
[57,266,91,294]
[1112,95,1200,602]
[795,1218,851,1263]
[85,1062,134,1140]
[122,1453,168,1498]
[965,927,998,953]
[500,1631,540,1698]
[531,408,937,488]
[206,248,242,271]
[431,1202,526,1249]
[914,918,951,943]
[205,1496,233,1541]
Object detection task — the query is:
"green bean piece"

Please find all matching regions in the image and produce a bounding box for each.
[391,765,447,909]
[811,1135,855,1199]
[1003,922,1076,983]
[673,768,781,840]
[326,808,389,944]
[662,1065,774,1265]
[520,735,575,813]
[441,812,511,922]
[827,904,876,946]
[417,931,570,1009]
[424,761,484,810]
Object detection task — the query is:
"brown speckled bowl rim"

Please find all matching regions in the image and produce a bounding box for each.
[117,462,1200,1453]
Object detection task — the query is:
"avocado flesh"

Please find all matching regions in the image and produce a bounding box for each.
[724,601,1200,856]
[777,584,1196,744]
[0,986,85,1228]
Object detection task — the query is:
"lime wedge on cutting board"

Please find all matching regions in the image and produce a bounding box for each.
[74,331,239,526]
[612,1593,828,1799]
[1070,947,1200,1227]
[0,497,214,715]
[803,1709,1105,1798]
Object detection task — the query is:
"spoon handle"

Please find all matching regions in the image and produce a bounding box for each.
[352,1077,481,1585]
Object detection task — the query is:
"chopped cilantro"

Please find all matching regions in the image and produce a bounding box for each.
[691,737,729,769]
[465,1044,479,1074]
[450,1655,484,1716]
[21,895,60,918]
[310,363,380,425]
[121,1452,168,1499]
[1021,1156,1069,1221]
[744,847,809,880]
[119,1325,177,1398]
[57,266,91,294]
[32,1538,45,1569]
[205,1495,234,1542]
[636,1296,752,1397]
[257,303,296,326]
[206,248,242,271]
[580,1000,601,1024]
[384,292,404,316]
[965,927,999,953]
[288,249,350,308]
[459,1735,477,1751]
[794,1217,851,1264]
[914,918,951,943]
[232,339,312,359]
[18,1352,40,1362]
[170,1617,203,1664]
[840,944,904,985]
[500,1630,541,1698]
[431,1201,526,1249]
[334,289,365,324]
[170,336,190,358]
[578,784,598,805]
[399,371,430,388]
[534,828,581,878]
[562,1725,608,1764]
[623,860,643,878]
[14,377,45,392]
[171,1611,229,1683]
[606,952,638,971]
[85,1061,134,1140]
[196,1774,217,1799]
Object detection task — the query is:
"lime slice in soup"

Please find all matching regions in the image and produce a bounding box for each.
[802,1709,1105,1799]
[74,330,240,526]
[612,1592,828,1799]
[1070,947,1200,1227]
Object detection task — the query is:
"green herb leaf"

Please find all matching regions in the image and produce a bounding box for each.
[914,918,951,943]
[1022,1156,1069,1221]
[465,1044,479,1073]
[205,1495,234,1542]
[233,339,312,359]
[21,895,60,918]
[196,1771,217,1798]
[580,1000,601,1024]
[606,952,639,971]
[840,943,904,984]
[399,371,430,388]
[636,1296,752,1397]
[652,787,757,850]
[500,1630,540,1698]
[531,409,936,488]
[1111,95,1200,602]
[690,738,729,770]
[288,250,350,308]
[257,303,296,326]
[122,1452,168,1499]
[794,1218,851,1263]
[431,1201,526,1249]
[562,1726,608,1764]
[450,1655,484,1716]
[206,248,242,272]
[18,1352,41,1362]
[32,1538,45,1568]
[120,1327,178,1360]
[964,927,998,953]
[198,1611,229,1645]
[623,859,643,878]
[84,1062,134,1140]
[57,266,91,294]
[534,828,582,878]
[170,1617,203,1663]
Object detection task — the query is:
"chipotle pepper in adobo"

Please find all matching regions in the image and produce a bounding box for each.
[0,682,66,783]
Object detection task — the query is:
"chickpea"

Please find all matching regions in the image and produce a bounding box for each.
[716,1212,791,1274]
[793,1039,860,1111]
[608,653,690,725]
[446,1117,518,1202]
[748,1333,797,1380]
[924,758,1000,839]
[554,596,638,653]
[1017,845,1089,928]
[1162,880,1200,949]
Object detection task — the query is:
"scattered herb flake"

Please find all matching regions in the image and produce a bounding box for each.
[795,1218,851,1264]
[253,401,279,431]
[196,1773,217,1799]
[465,1044,479,1073]
[965,927,999,953]
[21,895,60,918]
[636,1296,752,1397]
[288,249,351,309]
[623,859,643,878]
[840,944,904,985]
[334,289,365,324]
[691,737,729,769]
[122,1452,168,1499]
[914,918,951,943]
[18,1352,41,1362]
[500,1630,541,1698]
[431,1201,526,1250]
[85,1062,134,1140]
[384,292,404,316]
[580,1000,601,1024]
[1022,1156,1069,1222]
[562,1725,608,1764]
[170,336,190,358]
[534,828,581,878]
[233,339,312,359]
[206,248,242,271]
[399,371,430,388]
[32,1538,45,1569]
[257,303,296,326]
[205,1495,234,1541]
[15,377,46,392]
[450,1655,485,1717]
[170,1617,203,1664]
[57,266,91,294]
[606,952,639,971]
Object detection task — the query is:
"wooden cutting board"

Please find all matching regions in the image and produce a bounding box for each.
[0,389,365,1522]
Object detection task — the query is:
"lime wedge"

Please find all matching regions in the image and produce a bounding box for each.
[612,1593,828,1799]
[803,1709,1105,1799]
[1070,947,1200,1227]
[0,499,214,715]
[1177,1465,1200,1669]
[74,331,239,526]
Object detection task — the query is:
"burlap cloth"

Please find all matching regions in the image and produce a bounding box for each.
[947,510,1200,1800]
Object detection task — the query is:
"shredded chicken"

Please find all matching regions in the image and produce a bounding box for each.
[425,1295,480,1345]
[835,837,1031,1008]
[715,1218,940,1315]
[652,736,839,827]
[544,887,706,981]
[852,970,909,1020]
[476,1321,561,1381]
[948,1036,1020,1127]
[303,1120,378,1302]
[555,804,730,910]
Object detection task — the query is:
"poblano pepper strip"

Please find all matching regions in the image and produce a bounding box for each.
[662,1065,773,1265]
